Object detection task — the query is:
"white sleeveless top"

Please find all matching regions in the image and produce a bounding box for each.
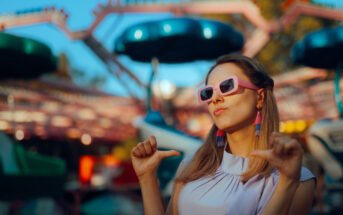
[177,149,315,215]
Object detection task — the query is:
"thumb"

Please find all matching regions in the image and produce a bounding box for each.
[250,149,273,161]
[158,150,181,159]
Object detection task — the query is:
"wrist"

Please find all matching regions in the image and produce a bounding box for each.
[138,172,158,183]
[278,174,300,188]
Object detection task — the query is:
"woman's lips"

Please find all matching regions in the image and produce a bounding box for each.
[213,107,227,116]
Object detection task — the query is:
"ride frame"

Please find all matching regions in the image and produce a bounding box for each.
[1,0,343,100]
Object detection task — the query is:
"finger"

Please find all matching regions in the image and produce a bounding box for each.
[281,141,292,155]
[271,134,290,155]
[131,146,142,158]
[274,135,294,155]
[284,140,302,155]
[269,132,280,147]
[143,141,153,155]
[158,150,181,159]
[273,132,292,143]
[250,149,273,161]
[274,141,283,155]
[149,136,157,151]
[137,143,147,157]
[250,150,282,167]
[152,142,157,152]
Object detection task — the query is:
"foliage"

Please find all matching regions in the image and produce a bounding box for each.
[57,52,107,90]
[55,52,72,80]
[255,0,337,74]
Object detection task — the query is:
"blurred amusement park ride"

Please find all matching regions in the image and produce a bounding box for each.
[1,0,343,214]
[291,24,343,213]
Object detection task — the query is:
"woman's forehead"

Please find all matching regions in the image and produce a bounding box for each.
[207,63,250,85]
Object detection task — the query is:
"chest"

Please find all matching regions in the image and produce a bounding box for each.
[177,172,275,215]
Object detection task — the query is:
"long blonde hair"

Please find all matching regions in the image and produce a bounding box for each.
[175,54,279,183]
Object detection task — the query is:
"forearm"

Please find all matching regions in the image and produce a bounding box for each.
[139,173,165,215]
[261,176,300,215]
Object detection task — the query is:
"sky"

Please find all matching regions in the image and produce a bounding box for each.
[0,0,342,97]
[0,0,213,98]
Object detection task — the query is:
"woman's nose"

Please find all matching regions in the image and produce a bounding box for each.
[211,88,224,103]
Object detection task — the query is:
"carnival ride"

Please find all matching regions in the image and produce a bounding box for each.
[292,25,343,213]
[0,33,68,210]
[0,33,57,79]
[1,0,343,115]
[2,0,343,98]
[1,0,342,119]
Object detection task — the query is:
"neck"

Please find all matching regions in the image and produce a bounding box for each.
[225,123,255,158]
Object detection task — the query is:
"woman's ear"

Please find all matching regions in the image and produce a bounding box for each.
[256,89,265,109]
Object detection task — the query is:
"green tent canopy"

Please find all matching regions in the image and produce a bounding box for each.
[291,26,343,69]
[114,17,244,63]
[0,33,57,79]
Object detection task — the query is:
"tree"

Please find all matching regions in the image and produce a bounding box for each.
[254,0,337,75]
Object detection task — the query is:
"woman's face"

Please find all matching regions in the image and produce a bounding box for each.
[206,62,258,132]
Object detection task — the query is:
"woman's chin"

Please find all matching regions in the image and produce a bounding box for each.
[215,121,234,131]
[216,120,244,133]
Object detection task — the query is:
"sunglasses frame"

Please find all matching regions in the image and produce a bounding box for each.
[197,75,260,103]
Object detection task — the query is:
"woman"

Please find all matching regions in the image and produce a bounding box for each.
[131,54,316,215]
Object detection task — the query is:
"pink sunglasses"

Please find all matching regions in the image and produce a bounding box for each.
[197,75,260,103]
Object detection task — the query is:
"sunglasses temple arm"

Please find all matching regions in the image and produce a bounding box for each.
[238,79,259,90]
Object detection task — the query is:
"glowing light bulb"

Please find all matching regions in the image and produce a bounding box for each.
[134,29,143,40]
[81,133,92,145]
[203,27,213,39]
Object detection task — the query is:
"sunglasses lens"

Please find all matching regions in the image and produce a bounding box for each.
[200,87,213,101]
[220,79,234,94]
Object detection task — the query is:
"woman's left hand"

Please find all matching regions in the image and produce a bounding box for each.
[250,132,304,182]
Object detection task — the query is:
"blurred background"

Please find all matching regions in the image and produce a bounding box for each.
[1,0,343,214]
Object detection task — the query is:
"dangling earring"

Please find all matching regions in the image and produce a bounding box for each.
[254,111,261,136]
[216,129,226,147]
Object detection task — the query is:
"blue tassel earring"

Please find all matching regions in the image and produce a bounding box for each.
[255,111,261,136]
[216,129,226,147]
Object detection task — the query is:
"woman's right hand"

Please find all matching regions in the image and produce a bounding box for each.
[131,136,181,179]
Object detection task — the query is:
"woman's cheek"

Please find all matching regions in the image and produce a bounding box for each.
[219,99,256,128]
